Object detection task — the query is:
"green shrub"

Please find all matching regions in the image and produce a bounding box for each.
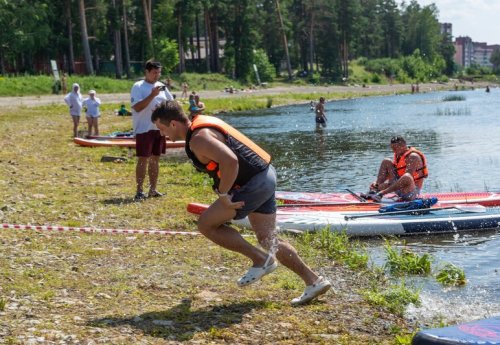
[362,280,420,315]
[371,73,382,83]
[442,95,466,102]
[253,49,276,83]
[298,228,368,270]
[436,263,466,286]
[385,242,432,276]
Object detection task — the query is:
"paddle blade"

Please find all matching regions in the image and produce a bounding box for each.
[454,204,486,213]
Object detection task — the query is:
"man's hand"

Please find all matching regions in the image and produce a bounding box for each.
[218,194,245,209]
[151,86,162,97]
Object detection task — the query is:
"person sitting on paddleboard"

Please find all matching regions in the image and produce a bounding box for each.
[367,135,428,202]
[315,97,327,127]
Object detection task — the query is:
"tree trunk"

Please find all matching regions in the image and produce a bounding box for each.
[112,0,123,78]
[275,0,292,79]
[0,50,6,75]
[177,12,185,73]
[142,0,154,56]
[208,10,220,72]
[308,9,315,75]
[65,0,76,74]
[195,13,201,65]
[189,35,196,63]
[343,34,349,79]
[122,0,131,78]
[204,8,211,72]
[78,0,94,74]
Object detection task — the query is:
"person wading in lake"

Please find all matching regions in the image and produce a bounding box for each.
[315,97,327,128]
[367,136,428,202]
[151,100,331,305]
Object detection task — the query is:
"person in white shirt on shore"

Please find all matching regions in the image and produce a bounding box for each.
[64,83,83,137]
[131,59,174,201]
[83,90,101,136]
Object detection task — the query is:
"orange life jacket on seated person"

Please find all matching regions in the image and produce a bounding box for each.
[185,115,271,190]
[393,147,428,181]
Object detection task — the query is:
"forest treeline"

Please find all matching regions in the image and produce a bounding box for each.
[0,0,474,83]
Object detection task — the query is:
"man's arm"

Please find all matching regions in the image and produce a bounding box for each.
[190,129,245,209]
[405,153,422,176]
[189,129,239,195]
[132,86,161,112]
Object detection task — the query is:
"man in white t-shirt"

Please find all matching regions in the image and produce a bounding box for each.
[131,60,173,201]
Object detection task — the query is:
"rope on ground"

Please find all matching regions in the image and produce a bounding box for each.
[1,223,201,236]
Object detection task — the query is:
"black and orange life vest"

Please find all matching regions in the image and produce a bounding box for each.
[185,115,271,189]
[393,147,428,181]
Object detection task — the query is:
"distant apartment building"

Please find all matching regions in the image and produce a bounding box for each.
[472,42,500,68]
[440,23,452,39]
[454,36,500,68]
[454,36,474,67]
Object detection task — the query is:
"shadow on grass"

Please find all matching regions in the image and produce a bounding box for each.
[102,197,140,205]
[88,299,266,341]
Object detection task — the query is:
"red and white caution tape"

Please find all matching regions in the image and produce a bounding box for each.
[1,223,201,236]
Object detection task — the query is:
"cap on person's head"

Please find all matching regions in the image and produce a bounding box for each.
[89,90,96,95]
[390,136,406,145]
[145,59,162,71]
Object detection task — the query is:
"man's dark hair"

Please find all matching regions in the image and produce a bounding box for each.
[390,136,406,144]
[145,59,162,71]
[151,101,189,125]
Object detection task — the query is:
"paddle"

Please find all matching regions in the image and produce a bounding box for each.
[277,201,382,208]
[345,188,367,202]
[344,204,486,220]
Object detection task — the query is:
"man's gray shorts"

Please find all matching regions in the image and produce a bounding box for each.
[230,165,277,220]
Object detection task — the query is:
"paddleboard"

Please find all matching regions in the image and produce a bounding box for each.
[412,316,500,345]
[86,131,134,140]
[86,132,171,141]
[74,137,185,149]
[276,191,500,208]
[186,202,500,236]
[86,135,135,140]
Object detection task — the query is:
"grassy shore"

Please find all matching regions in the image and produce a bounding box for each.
[0,88,435,344]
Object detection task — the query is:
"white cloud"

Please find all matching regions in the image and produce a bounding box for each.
[401,0,500,44]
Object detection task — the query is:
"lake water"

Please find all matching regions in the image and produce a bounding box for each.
[218,86,500,324]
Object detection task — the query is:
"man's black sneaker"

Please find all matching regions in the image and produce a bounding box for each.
[134,192,147,201]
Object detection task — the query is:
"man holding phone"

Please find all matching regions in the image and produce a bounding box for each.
[131,59,174,201]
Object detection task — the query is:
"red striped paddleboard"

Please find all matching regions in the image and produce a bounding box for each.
[276,191,500,208]
[74,137,184,149]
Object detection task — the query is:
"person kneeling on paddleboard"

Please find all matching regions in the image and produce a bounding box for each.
[366,135,428,202]
[152,101,331,305]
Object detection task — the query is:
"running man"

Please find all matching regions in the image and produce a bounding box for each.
[152,100,331,305]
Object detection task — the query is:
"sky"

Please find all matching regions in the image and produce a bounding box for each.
[404,0,500,45]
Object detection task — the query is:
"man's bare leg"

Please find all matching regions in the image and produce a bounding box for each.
[373,158,397,190]
[148,155,160,193]
[249,212,318,286]
[197,200,268,265]
[136,156,149,193]
[382,173,415,195]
